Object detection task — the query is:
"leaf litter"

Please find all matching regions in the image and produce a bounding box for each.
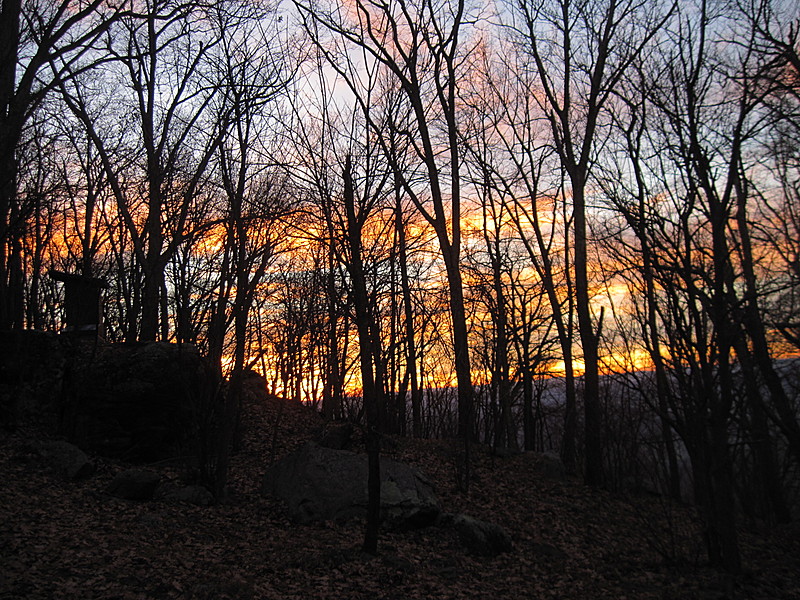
[2,393,799,599]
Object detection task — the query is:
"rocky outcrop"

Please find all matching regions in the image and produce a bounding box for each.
[317,422,355,450]
[533,452,567,480]
[66,342,216,461]
[261,442,440,529]
[1,334,215,462]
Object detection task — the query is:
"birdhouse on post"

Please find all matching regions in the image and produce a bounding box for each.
[48,270,109,338]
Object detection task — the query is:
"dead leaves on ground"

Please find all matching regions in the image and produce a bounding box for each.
[2,398,800,599]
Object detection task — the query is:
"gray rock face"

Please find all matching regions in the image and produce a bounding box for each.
[37,440,94,480]
[107,469,161,501]
[440,513,513,557]
[261,442,439,529]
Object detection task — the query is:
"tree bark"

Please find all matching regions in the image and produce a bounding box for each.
[343,156,381,555]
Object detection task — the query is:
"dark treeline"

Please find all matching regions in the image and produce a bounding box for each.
[1,0,799,572]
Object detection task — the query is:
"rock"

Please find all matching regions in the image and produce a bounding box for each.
[1,336,217,462]
[532,542,566,559]
[261,442,439,529]
[36,440,94,480]
[381,554,415,573]
[492,446,522,459]
[534,452,567,480]
[68,342,216,461]
[439,513,513,557]
[137,511,167,529]
[156,484,214,506]
[107,469,161,501]
[240,369,269,402]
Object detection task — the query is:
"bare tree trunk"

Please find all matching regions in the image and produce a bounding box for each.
[571,176,604,486]
[733,166,800,463]
[0,0,21,330]
[481,177,516,451]
[295,0,475,486]
[323,249,342,421]
[688,413,741,573]
[396,201,422,438]
[508,195,578,469]
[343,156,381,555]
[736,343,791,523]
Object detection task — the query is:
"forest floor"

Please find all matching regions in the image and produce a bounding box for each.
[2,392,800,600]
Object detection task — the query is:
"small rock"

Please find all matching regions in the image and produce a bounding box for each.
[532,542,566,559]
[534,452,567,480]
[138,511,166,528]
[107,469,160,501]
[439,513,513,557]
[156,484,214,506]
[492,446,522,459]
[381,554,414,573]
[37,440,94,480]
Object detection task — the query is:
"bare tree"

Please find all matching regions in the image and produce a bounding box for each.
[296,0,481,487]
[54,1,239,341]
[0,0,129,329]
[510,0,674,486]
[458,38,581,467]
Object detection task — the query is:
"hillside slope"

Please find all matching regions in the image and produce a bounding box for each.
[2,392,799,599]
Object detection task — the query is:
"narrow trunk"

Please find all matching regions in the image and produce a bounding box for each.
[0,0,22,330]
[708,417,742,573]
[735,340,791,523]
[734,171,800,463]
[522,336,535,451]
[343,157,380,555]
[572,177,603,486]
[683,399,740,574]
[139,198,164,341]
[510,196,577,470]
[396,199,422,437]
[444,250,474,490]
[640,220,682,500]
[323,253,341,420]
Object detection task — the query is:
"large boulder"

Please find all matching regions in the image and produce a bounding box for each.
[316,422,355,450]
[66,342,216,461]
[261,442,439,529]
